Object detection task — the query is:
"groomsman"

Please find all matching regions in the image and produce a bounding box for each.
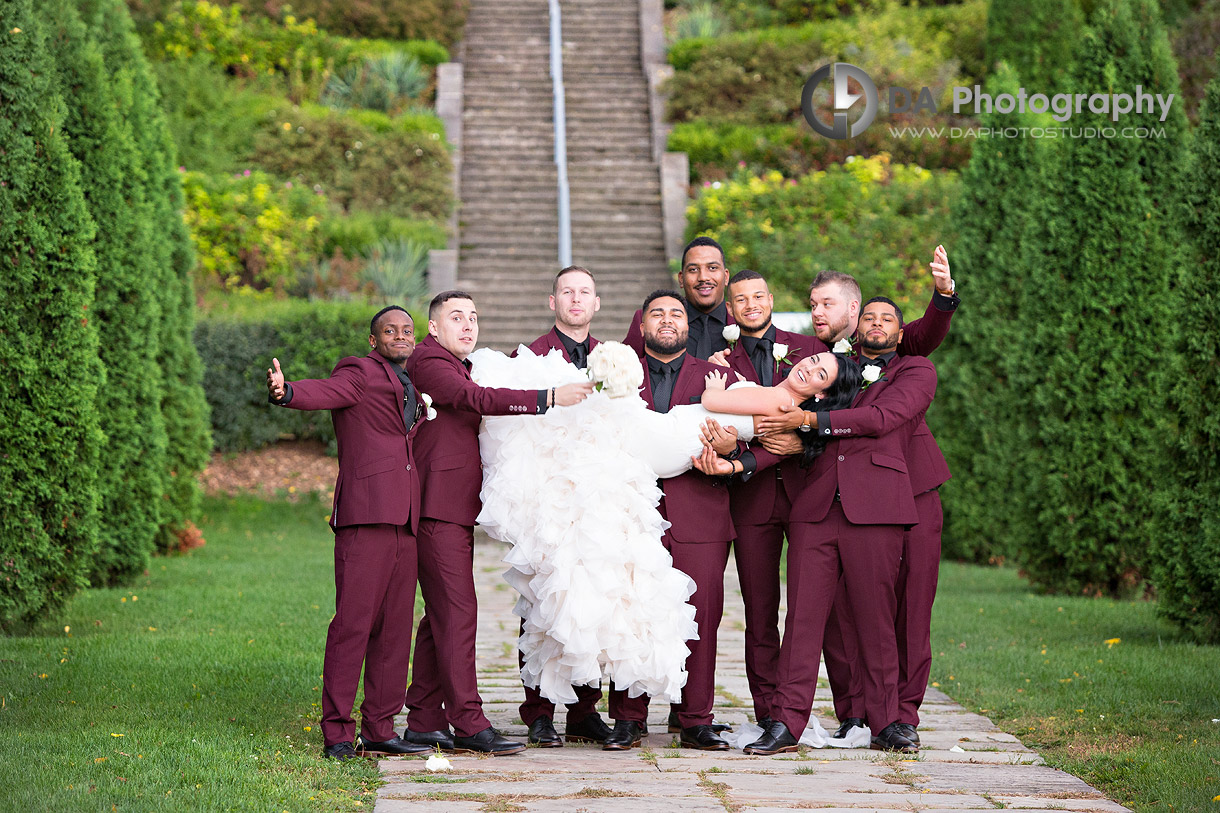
[266,306,432,760]
[603,290,737,752]
[623,237,734,359]
[743,297,938,755]
[516,266,613,748]
[402,291,593,756]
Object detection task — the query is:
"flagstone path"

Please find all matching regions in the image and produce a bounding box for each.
[375,535,1130,813]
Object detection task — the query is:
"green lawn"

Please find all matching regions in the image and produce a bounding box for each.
[0,496,387,811]
[930,562,1219,812]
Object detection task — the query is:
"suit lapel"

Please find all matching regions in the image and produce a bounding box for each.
[549,328,571,363]
[370,352,408,433]
[672,354,702,405]
[638,355,654,410]
[727,344,757,384]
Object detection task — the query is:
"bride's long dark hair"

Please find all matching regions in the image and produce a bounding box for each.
[798,354,864,468]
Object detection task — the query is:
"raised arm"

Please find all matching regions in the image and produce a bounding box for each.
[699,370,785,416]
[898,245,958,358]
[812,359,936,438]
[273,357,368,411]
[414,354,590,415]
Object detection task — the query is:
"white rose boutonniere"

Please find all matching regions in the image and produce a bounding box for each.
[426,751,452,772]
[420,392,437,421]
[832,337,854,355]
[722,324,741,347]
[772,342,793,370]
[860,365,883,391]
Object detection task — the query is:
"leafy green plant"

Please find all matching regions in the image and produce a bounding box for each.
[673,2,729,40]
[321,51,428,114]
[362,237,430,303]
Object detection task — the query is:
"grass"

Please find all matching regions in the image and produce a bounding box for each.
[0,495,397,811]
[930,562,1219,813]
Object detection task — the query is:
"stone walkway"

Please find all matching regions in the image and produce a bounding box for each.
[376,536,1130,813]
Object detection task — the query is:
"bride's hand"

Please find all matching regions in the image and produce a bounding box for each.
[704,370,728,391]
[692,445,734,477]
[755,404,806,435]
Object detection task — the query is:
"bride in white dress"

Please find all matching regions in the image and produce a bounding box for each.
[469,341,848,707]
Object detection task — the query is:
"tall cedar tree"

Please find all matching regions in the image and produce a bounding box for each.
[0,2,104,628]
[47,0,170,582]
[931,64,1052,562]
[985,0,1084,93]
[1019,0,1188,596]
[1157,69,1220,642]
[82,0,212,558]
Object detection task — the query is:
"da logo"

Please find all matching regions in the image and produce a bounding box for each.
[801,63,879,139]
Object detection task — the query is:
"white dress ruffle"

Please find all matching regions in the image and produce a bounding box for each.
[469,346,754,704]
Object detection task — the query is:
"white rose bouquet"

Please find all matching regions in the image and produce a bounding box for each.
[587,341,644,399]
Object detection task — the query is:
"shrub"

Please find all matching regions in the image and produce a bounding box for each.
[673,2,729,40]
[194,299,424,452]
[319,211,446,259]
[321,52,428,115]
[685,156,957,312]
[182,168,330,293]
[1171,0,1220,122]
[362,238,430,303]
[0,0,104,629]
[251,104,452,220]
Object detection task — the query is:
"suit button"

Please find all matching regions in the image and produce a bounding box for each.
[837,455,845,462]
[405,465,412,471]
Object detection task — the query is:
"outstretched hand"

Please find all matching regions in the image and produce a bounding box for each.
[691,445,734,477]
[700,418,739,455]
[267,358,287,401]
[708,349,731,368]
[931,244,953,295]
[755,403,806,435]
[554,381,595,406]
[704,370,728,391]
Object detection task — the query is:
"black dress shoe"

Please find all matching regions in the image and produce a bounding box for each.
[527,716,562,747]
[896,723,920,745]
[743,720,800,755]
[403,728,455,752]
[356,734,432,756]
[322,741,359,760]
[602,720,645,751]
[565,712,612,744]
[452,727,526,756]
[680,724,730,751]
[667,710,732,734]
[870,721,918,753]
[832,717,867,739]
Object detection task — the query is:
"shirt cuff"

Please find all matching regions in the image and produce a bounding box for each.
[933,290,960,311]
[737,450,758,482]
[270,382,294,406]
[536,390,549,414]
[817,411,832,438]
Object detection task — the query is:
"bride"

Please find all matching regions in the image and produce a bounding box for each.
[469,341,860,706]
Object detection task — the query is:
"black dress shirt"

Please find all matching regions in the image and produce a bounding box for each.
[687,300,730,360]
[741,325,778,387]
[395,366,419,431]
[647,354,684,414]
[555,329,592,370]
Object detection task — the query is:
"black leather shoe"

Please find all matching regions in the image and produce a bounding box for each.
[667,710,733,734]
[403,728,455,752]
[743,720,800,755]
[527,716,562,747]
[602,720,645,751]
[565,713,612,744]
[680,724,730,751]
[870,722,918,753]
[356,734,432,756]
[322,741,359,760]
[452,727,526,756]
[832,717,867,739]
[896,722,920,745]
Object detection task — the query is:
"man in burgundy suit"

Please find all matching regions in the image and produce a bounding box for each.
[266,305,433,760]
[400,291,593,756]
[741,298,937,756]
[515,266,612,748]
[623,236,734,359]
[602,290,737,753]
[822,297,952,747]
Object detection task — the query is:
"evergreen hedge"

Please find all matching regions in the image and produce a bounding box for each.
[0,0,105,629]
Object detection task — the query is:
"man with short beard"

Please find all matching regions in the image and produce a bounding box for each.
[623,236,735,359]
[602,290,737,753]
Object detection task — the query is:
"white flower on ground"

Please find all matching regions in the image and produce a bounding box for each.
[832,338,853,354]
[426,753,451,772]
[420,392,437,421]
[772,342,789,362]
[587,341,644,398]
[722,324,741,344]
[862,366,882,383]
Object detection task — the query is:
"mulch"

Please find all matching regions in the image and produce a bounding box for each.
[201,439,337,503]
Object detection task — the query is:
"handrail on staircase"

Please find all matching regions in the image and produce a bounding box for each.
[548,0,573,268]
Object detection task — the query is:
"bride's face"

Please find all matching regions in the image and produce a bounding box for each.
[787,353,838,400]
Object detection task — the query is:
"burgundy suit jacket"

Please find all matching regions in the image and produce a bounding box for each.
[784,355,937,526]
[518,327,601,362]
[638,353,735,544]
[280,353,422,532]
[890,293,956,358]
[725,329,827,526]
[407,335,541,526]
[622,307,736,357]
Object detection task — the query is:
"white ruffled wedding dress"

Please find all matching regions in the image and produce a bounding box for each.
[470,346,755,704]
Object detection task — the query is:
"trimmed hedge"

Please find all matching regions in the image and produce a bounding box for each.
[0,0,105,629]
[194,299,423,452]
[685,156,957,312]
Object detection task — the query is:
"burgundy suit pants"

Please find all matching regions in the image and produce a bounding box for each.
[404,519,491,737]
[824,490,943,726]
[322,523,417,746]
[519,617,603,726]
[772,502,903,737]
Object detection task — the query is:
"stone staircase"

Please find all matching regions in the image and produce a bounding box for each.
[456,0,672,351]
